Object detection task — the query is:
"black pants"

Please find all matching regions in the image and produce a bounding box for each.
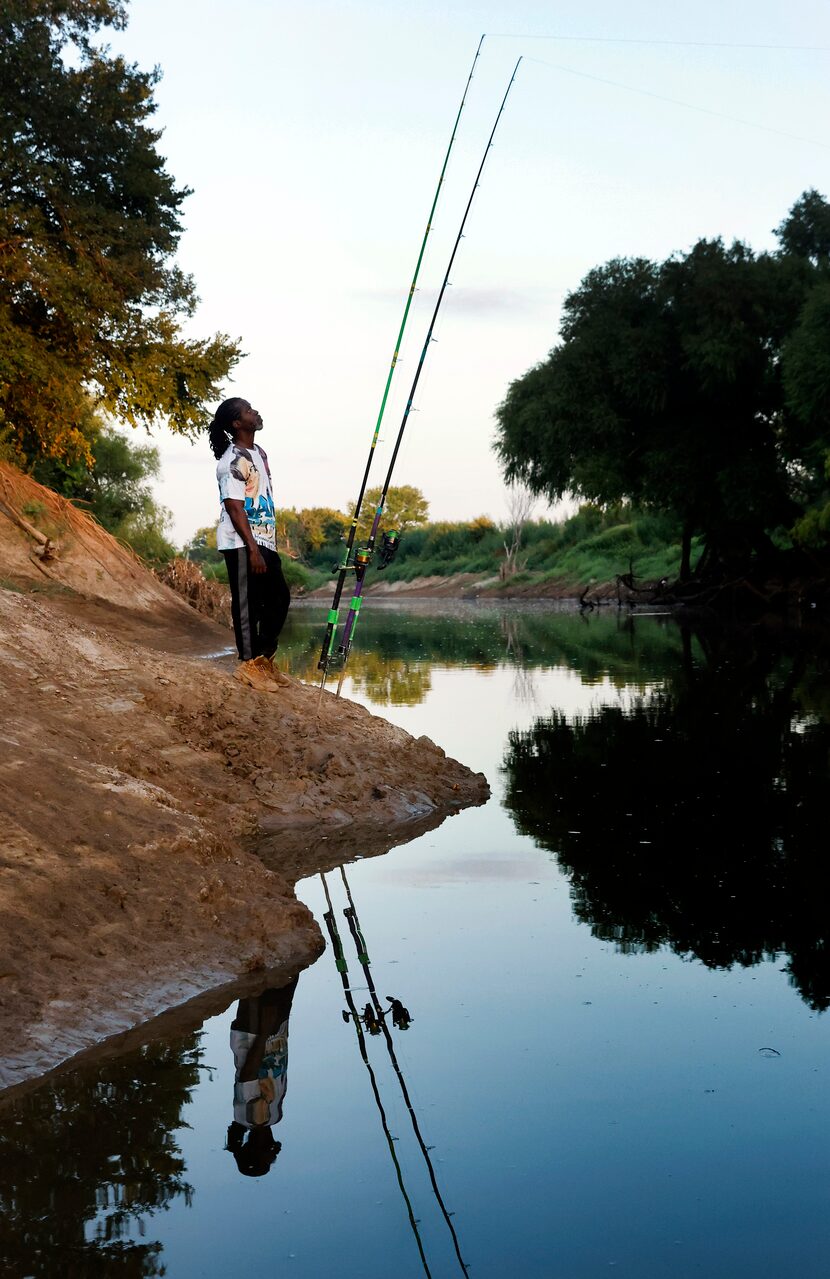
[222,546,290,661]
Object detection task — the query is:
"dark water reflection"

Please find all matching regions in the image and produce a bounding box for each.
[502,626,830,1010]
[279,601,689,702]
[1,605,829,1278]
[0,1035,201,1276]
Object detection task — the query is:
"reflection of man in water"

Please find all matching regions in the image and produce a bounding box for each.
[226,977,298,1178]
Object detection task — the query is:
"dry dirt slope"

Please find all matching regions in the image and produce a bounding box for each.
[0,464,488,1090]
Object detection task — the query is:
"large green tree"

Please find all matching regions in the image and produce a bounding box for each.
[495,191,830,577]
[0,0,240,466]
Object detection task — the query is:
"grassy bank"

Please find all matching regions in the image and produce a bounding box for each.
[186,504,698,597]
[374,506,698,589]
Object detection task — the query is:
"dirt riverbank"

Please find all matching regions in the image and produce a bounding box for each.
[0,467,488,1091]
[305,571,621,602]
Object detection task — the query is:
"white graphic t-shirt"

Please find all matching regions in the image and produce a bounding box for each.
[216,442,276,552]
[230,1020,290,1129]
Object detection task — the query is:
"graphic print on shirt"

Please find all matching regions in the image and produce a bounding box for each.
[216,443,276,551]
[230,1023,290,1129]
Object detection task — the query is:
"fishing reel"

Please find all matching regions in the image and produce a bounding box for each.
[331,545,374,574]
[341,1004,381,1034]
[363,1003,382,1035]
[342,995,412,1033]
[378,529,401,570]
[388,997,412,1031]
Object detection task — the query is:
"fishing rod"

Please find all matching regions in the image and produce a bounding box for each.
[330,57,523,699]
[316,37,485,691]
[339,865,470,1277]
[319,873,432,1277]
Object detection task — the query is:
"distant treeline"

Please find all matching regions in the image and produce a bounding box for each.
[185,501,696,594]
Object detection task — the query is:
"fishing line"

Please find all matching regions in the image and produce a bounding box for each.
[332,58,523,696]
[316,37,485,699]
[338,866,471,1277]
[319,872,433,1277]
[524,55,830,150]
[487,32,830,52]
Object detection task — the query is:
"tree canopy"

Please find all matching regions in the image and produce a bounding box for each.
[0,0,240,466]
[353,485,429,541]
[495,190,830,574]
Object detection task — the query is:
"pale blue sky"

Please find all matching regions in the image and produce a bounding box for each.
[111,0,830,543]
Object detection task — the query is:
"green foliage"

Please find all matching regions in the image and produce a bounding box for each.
[187,498,692,594]
[366,504,694,587]
[280,557,318,591]
[776,188,830,263]
[182,524,220,564]
[495,190,830,567]
[353,485,429,541]
[273,506,348,564]
[0,0,240,466]
[183,522,323,592]
[791,450,830,549]
[33,417,175,562]
[114,505,175,564]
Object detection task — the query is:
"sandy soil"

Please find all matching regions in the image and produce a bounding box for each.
[306,570,622,602]
[0,467,488,1091]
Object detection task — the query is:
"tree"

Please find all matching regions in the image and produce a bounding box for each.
[495,192,830,577]
[33,415,176,561]
[776,188,830,264]
[353,485,429,541]
[501,481,535,579]
[182,524,220,563]
[296,506,349,554]
[0,0,240,467]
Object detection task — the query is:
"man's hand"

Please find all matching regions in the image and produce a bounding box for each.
[223,498,268,573]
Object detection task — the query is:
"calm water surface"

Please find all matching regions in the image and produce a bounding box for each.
[1,603,829,1278]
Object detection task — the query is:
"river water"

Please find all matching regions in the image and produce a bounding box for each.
[1,602,829,1278]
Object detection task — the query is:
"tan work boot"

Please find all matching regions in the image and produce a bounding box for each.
[234,655,284,692]
[261,656,295,687]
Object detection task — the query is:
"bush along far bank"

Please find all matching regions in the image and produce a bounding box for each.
[366,505,697,593]
[175,504,702,605]
[157,501,827,621]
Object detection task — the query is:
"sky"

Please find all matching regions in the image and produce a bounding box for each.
[110,0,830,545]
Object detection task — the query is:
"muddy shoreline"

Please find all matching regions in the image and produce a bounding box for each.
[0,577,487,1093]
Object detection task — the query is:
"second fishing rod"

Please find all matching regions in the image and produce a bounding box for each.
[316,38,485,688]
[326,57,522,699]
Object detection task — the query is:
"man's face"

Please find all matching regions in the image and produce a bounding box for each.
[237,401,263,432]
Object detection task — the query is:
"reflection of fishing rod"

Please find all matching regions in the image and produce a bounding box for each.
[319,873,432,1278]
[317,39,485,701]
[331,59,523,700]
[339,866,470,1278]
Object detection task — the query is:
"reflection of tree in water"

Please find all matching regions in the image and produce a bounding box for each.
[0,1034,201,1276]
[342,651,432,706]
[281,606,687,706]
[502,630,830,1010]
[500,613,537,705]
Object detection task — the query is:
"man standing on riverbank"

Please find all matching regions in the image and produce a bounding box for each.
[209,397,291,690]
[226,976,298,1178]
